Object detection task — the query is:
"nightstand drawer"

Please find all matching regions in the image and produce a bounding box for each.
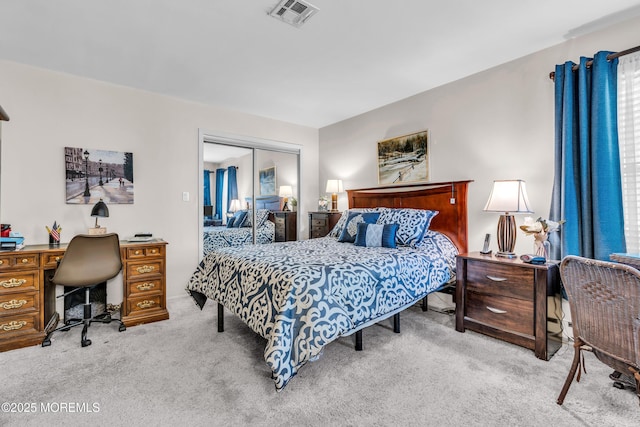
[311,218,327,227]
[466,260,533,300]
[466,291,534,336]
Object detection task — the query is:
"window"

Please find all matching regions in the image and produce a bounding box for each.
[618,51,640,253]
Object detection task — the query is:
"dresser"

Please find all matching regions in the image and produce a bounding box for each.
[0,240,168,352]
[271,211,297,241]
[455,252,562,360]
[308,211,342,238]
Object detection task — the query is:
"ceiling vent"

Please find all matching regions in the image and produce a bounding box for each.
[268,0,319,28]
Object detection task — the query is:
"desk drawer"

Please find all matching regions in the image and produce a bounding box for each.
[0,254,39,271]
[127,278,162,296]
[43,252,65,269]
[127,295,163,314]
[466,291,534,336]
[127,260,164,279]
[0,293,38,315]
[0,312,39,339]
[126,245,164,260]
[0,271,39,293]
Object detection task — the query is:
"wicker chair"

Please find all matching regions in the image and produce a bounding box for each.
[557,255,640,405]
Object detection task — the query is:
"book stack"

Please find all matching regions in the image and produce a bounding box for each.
[0,235,25,250]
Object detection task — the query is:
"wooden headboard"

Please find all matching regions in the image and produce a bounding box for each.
[347,180,472,253]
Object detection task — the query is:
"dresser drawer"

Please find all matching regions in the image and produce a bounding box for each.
[126,245,165,260]
[127,295,164,314]
[466,291,534,336]
[311,218,327,227]
[126,260,164,279]
[0,312,39,339]
[126,278,163,296]
[0,293,38,315]
[466,260,533,300]
[0,254,39,271]
[0,271,39,294]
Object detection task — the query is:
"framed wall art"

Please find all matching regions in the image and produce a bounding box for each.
[65,147,134,204]
[377,130,429,185]
[259,166,276,196]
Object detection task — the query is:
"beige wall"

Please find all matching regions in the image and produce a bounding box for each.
[0,60,318,299]
[319,17,640,256]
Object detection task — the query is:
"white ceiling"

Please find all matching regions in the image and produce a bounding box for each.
[2,1,640,128]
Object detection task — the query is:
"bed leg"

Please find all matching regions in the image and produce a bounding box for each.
[421,295,429,312]
[217,302,224,332]
[355,330,363,351]
[393,313,400,333]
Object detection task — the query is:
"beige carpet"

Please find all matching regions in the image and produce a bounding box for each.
[3,295,640,427]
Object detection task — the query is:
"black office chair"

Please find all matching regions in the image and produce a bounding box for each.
[42,233,126,347]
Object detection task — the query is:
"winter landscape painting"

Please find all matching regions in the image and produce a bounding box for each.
[377,130,429,185]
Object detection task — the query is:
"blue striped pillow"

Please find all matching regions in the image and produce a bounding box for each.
[354,223,398,248]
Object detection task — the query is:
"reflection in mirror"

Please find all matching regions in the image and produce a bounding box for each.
[201,141,300,258]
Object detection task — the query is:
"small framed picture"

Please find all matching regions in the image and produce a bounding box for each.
[259,166,276,195]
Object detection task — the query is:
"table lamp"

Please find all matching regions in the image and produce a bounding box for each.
[483,180,532,258]
[279,186,293,211]
[325,179,343,212]
[89,198,109,235]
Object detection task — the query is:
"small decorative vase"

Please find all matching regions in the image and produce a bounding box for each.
[533,231,549,258]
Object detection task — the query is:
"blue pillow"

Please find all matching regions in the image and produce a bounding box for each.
[232,210,247,228]
[354,223,398,248]
[226,218,235,228]
[338,211,381,243]
[377,208,438,247]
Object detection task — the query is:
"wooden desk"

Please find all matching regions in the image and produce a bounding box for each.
[0,240,169,352]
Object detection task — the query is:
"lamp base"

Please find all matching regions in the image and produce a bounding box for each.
[88,227,107,235]
[495,251,517,259]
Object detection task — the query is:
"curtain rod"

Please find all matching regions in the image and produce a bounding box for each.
[548,44,640,81]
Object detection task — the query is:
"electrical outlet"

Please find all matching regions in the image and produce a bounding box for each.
[182,191,190,202]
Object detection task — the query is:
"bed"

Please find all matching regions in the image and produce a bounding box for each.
[202,209,275,255]
[187,180,471,390]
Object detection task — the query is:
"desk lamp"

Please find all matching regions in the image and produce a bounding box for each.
[483,180,532,258]
[325,179,344,212]
[89,199,109,235]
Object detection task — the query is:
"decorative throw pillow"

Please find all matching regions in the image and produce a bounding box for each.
[226,218,235,228]
[377,208,438,247]
[354,223,398,248]
[329,208,385,238]
[338,211,381,243]
[231,210,247,228]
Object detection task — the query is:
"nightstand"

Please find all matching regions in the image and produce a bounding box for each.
[455,252,562,360]
[308,211,342,238]
[271,211,297,242]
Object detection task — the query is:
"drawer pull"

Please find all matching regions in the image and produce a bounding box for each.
[135,250,141,255]
[1,320,27,331]
[136,265,156,274]
[1,278,27,288]
[149,249,157,254]
[0,260,3,265]
[486,275,507,282]
[136,300,156,309]
[0,299,27,310]
[21,258,29,264]
[486,306,508,314]
[136,282,155,291]
[55,256,61,262]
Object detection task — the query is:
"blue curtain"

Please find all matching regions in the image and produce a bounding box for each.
[226,166,238,210]
[549,51,625,260]
[215,168,225,220]
[203,170,212,207]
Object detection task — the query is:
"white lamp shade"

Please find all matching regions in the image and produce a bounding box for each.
[229,199,241,212]
[325,179,344,194]
[484,180,533,214]
[279,185,293,198]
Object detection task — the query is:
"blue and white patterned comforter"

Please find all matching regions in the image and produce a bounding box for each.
[186,230,457,390]
[203,221,275,255]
